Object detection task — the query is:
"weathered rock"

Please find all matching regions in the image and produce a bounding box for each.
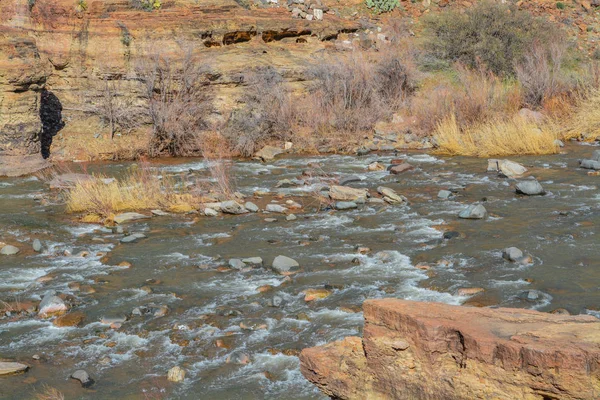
[272,255,300,274]
[367,162,385,171]
[329,185,368,202]
[38,294,68,317]
[226,352,251,365]
[458,204,487,219]
[579,159,600,170]
[388,162,414,174]
[167,366,185,383]
[487,159,528,178]
[242,257,263,265]
[456,287,484,296]
[516,179,545,196]
[303,288,332,302]
[0,362,29,376]
[592,150,600,162]
[229,259,246,270]
[339,176,362,186]
[518,107,544,123]
[120,235,141,243]
[502,247,524,262]
[300,299,600,400]
[244,202,259,212]
[113,212,150,224]
[0,245,20,255]
[53,311,85,327]
[204,208,219,217]
[286,214,297,221]
[266,204,287,213]
[335,201,357,210]
[151,209,169,216]
[377,186,405,204]
[437,189,453,199]
[71,369,94,388]
[220,200,248,214]
[255,145,285,161]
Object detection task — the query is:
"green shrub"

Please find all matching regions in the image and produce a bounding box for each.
[421,1,564,76]
[556,1,565,9]
[366,0,401,13]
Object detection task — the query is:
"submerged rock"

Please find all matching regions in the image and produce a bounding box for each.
[300,299,600,400]
[0,245,19,255]
[266,204,287,213]
[272,255,300,274]
[242,257,263,266]
[335,201,358,210]
[0,362,29,376]
[515,179,545,196]
[167,366,185,383]
[229,259,245,270]
[38,294,68,317]
[71,369,94,388]
[458,204,487,219]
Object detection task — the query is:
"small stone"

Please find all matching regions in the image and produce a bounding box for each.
[502,247,524,262]
[244,202,259,212]
[437,190,453,200]
[226,352,251,365]
[377,186,405,204]
[269,295,284,307]
[335,201,358,210]
[391,340,410,351]
[167,366,185,383]
[154,305,169,317]
[32,239,43,252]
[457,287,485,296]
[38,294,68,317]
[286,214,297,221]
[329,185,369,202]
[229,259,245,270]
[367,162,385,171]
[71,370,94,387]
[242,257,263,265]
[303,288,332,302]
[204,208,219,217]
[389,163,414,174]
[458,204,487,219]
[1,245,20,255]
[120,235,139,243]
[220,200,248,214]
[272,255,300,274]
[255,145,285,161]
[113,212,150,224]
[264,218,278,223]
[266,204,287,213]
[151,209,169,216]
[515,179,545,196]
[53,312,85,328]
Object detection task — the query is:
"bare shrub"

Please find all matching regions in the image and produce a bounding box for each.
[224,67,294,157]
[515,42,566,108]
[96,76,139,138]
[422,1,564,76]
[136,48,212,157]
[35,386,65,400]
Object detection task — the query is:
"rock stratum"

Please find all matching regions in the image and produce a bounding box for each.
[300,299,600,400]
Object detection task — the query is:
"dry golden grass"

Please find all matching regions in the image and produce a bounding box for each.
[65,166,201,218]
[564,89,600,141]
[35,386,65,400]
[434,114,559,157]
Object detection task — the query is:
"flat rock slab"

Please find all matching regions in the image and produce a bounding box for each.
[113,212,150,224]
[0,362,28,376]
[301,299,600,400]
[0,155,51,177]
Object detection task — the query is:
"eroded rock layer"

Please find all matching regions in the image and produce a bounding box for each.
[300,299,600,400]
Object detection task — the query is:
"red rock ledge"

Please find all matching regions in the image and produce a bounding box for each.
[300,299,600,400]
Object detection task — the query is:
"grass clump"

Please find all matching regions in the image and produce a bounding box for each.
[65,166,200,218]
[434,114,559,157]
[564,89,600,141]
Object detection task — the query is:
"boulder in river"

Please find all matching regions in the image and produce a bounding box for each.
[272,255,300,274]
[220,200,248,215]
[71,369,94,388]
[0,362,29,376]
[515,179,545,196]
[266,204,287,214]
[329,185,369,202]
[502,247,524,262]
[377,186,405,204]
[244,202,259,213]
[487,159,528,178]
[204,208,219,217]
[242,257,263,266]
[38,294,68,317]
[388,163,414,174]
[437,190,453,200]
[300,298,600,400]
[0,244,19,255]
[458,204,487,219]
[113,212,150,224]
[591,150,600,162]
[32,239,43,252]
[367,162,385,171]
[579,159,600,170]
[255,145,285,161]
[53,311,86,328]
[229,259,245,270]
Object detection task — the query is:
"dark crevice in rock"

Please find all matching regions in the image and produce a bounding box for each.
[262,29,312,43]
[39,89,65,159]
[222,30,257,45]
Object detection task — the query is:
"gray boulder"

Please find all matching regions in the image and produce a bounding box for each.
[229,259,245,270]
[458,204,487,219]
[437,190,453,200]
[335,201,358,210]
[255,145,285,162]
[272,255,300,274]
[244,202,259,212]
[579,159,600,170]
[515,179,545,196]
[592,150,600,162]
[220,200,248,215]
[113,212,150,224]
[32,239,43,252]
[266,204,287,213]
[0,362,29,376]
[502,247,523,262]
[38,294,68,317]
[71,369,95,388]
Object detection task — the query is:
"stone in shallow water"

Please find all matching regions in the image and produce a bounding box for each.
[437,190,453,200]
[204,208,219,217]
[329,185,368,202]
[244,202,259,212]
[71,369,94,387]
[242,257,263,265]
[0,362,28,376]
[272,255,300,274]
[458,204,487,219]
[335,201,358,210]
[167,366,185,383]
[229,259,245,270]
[377,186,405,204]
[266,204,287,213]
[32,239,43,252]
[502,247,524,262]
[38,294,67,317]
[0,244,19,255]
[120,235,139,243]
[515,179,545,196]
[220,200,248,214]
[113,212,150,224]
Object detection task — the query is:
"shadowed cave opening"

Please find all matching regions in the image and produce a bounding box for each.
[39,89,64,159]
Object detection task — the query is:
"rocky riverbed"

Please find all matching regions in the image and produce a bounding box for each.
[0,144,599,399]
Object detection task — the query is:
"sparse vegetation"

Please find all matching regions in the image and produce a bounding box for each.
[35,386,65,400]
[131,0,161,11]
[366,0,401,14]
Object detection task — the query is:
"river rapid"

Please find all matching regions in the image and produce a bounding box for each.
[1,144,599,399]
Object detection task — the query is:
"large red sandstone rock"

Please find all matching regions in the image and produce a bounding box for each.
[300,299,600,399]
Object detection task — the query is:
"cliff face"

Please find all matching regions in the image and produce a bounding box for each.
[300,299,600,400]
[0,0,359,158]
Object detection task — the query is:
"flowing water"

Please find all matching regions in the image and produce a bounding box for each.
[1,144,599,399]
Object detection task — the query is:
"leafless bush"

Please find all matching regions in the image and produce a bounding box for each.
[516,42,566,108]
[136,48,212,157]
[224,67,294,157]
[96,76,139,138]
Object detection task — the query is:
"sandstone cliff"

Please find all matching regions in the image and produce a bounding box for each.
[300,299,600,399]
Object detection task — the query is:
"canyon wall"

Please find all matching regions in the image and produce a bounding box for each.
[300,299,600,399]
